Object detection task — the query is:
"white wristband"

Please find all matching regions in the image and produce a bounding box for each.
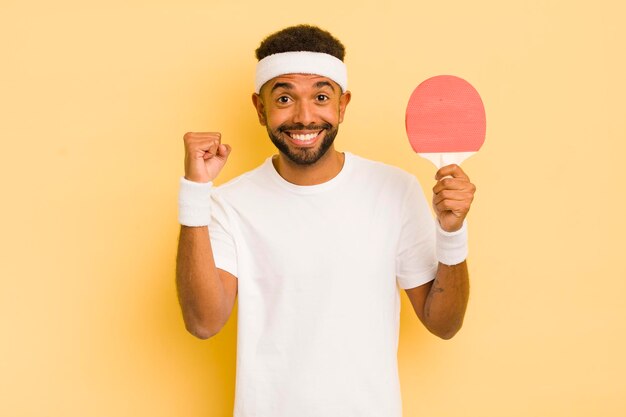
[178,177,213,227]
[436,220,468,265]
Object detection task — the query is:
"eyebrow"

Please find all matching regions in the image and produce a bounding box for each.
[314,81,336,91]
[271,82,294,92]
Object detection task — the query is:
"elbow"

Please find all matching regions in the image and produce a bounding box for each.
[180,303,230,340]
[184,317,224,340]
[437,327,461,340]
[429,321,464,340]
[186,322,220,340]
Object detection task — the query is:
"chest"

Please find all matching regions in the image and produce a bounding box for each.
[231,190,402,279]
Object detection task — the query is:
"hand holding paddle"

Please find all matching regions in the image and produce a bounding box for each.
[405,75,484,231]
[432,164,475,232]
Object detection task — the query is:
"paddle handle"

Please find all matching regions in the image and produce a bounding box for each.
[418,152,476,169]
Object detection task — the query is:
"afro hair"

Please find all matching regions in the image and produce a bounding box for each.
[255,24,346,61]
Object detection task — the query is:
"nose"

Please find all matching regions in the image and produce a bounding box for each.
[293,100,316,126]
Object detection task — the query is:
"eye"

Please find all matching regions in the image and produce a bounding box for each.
[316,94,329,102]
[277,96,291,104]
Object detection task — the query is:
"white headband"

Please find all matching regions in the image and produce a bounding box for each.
[254,51,348,94]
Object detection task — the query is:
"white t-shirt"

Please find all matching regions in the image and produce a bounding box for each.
[209,152,437,417]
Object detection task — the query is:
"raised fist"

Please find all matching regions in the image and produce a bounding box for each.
[183,132,232,183]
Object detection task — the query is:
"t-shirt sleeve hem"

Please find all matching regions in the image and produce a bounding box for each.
[396,264,438,289]
[215,258,238,279]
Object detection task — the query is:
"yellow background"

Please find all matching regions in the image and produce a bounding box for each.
[1,0,625,416]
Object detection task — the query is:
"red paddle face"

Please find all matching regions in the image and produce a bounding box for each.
[406,75,486,154]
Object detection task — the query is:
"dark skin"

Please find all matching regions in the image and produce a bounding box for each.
[176,75,475,340]
[405,164,474,339]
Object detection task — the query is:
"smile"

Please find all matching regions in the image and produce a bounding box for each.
[286,130,322,145]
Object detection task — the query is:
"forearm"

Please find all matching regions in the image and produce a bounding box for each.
[423,261,470,339]
[176,225,229,338]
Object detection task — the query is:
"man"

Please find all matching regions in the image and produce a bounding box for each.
[176,25,475,417]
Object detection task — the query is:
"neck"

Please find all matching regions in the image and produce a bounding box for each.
[272,147,345,186]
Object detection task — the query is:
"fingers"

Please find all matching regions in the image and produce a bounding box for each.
[432,188,475,206]
[433,177,468,194]
[183,132,222,158]
[433,190,474,211]
[432,164,476,231]
[432,198,469,217]
[435,164,469,181]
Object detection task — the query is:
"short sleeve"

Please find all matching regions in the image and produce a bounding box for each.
[208,191,238,278]
[395,178,438,289]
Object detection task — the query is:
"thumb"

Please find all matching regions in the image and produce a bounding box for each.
[217,144,232,160]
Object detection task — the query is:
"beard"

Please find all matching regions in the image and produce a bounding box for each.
[267,122,339,166]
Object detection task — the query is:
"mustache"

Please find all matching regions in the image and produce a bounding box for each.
[278,123,332,132]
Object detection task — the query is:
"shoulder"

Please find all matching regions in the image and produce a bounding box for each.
[214,158,272,194]
[349,153,414,178]
[347,152,420,190]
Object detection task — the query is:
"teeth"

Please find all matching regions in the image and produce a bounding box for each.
[290,132,319,141]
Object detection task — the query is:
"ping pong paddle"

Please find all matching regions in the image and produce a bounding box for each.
[405,75,486,168]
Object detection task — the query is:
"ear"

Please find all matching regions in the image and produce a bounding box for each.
[251,93,267,126]
[338,90,352,124]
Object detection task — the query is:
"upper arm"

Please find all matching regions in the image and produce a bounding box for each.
[405,279,434,326]
[210,194,238,327]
